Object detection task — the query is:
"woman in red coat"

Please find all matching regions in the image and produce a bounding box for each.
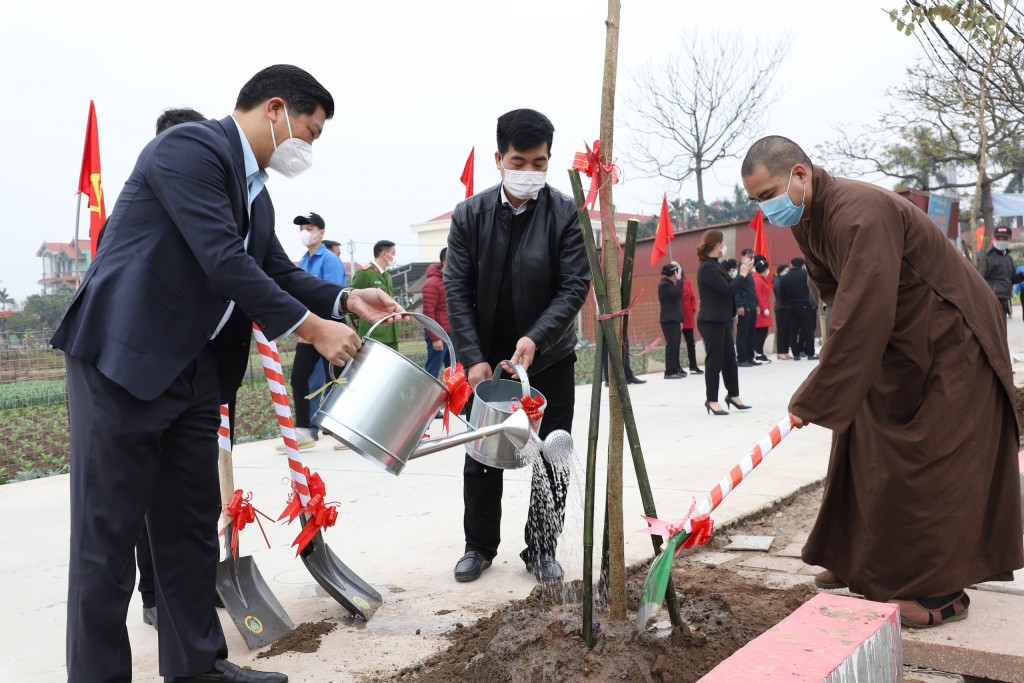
[753,259,773,363]
[674,262,703,374]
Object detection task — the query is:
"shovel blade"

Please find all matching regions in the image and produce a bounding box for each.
[299,523,383,621]
[216,554,295,650]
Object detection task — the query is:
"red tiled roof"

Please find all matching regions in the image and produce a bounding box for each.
[37,240,91,259]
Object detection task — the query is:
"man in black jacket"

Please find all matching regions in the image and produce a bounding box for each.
[780,257,818,359]
[445,109,591,584]
[735,248,759,366]
[983,225,1016,319]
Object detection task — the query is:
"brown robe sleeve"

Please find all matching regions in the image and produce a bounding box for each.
[789,191,905,432]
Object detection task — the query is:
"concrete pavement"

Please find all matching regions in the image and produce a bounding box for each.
[2,321,1023,682]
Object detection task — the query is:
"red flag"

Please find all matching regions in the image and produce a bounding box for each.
[78,101,106,258]
[650,194,674,266]
[749,208,770,282]
[460,147,474,199]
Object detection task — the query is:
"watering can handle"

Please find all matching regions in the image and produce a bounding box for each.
[362,311,459,369]
[491,360,531,397]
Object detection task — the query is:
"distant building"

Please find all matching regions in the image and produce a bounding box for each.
[36,239,91,295]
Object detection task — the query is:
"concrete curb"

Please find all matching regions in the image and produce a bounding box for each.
[698,593,901,683]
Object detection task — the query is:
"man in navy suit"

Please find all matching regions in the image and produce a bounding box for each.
[53,65,403,683]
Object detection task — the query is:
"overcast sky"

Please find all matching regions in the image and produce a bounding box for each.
[0,0,922,305]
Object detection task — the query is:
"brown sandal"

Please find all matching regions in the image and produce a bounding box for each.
[813,569,847,590]
[892,591,970,629]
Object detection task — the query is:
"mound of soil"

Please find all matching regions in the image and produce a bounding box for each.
[378,565,814,683]
[256,620,337,659]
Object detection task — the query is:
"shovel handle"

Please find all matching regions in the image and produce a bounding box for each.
[218,447,235,507]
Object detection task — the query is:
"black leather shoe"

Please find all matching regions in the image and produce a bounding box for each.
[806,354,819,360]
[165,659,287,682]
[689,367,704,375]
[627,376,646,384]
[454,550,491,582]
[525,554,564,583]
[664,373,683,379]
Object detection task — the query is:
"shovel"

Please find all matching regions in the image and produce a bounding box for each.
[216,443,295,649]
[251,324,385,620]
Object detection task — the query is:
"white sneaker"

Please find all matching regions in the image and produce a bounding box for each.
[333,442,350,451]
[275,428,318,453]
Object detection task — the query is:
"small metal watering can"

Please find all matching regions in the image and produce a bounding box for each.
[312,312,532,475]
[466,361,546,469]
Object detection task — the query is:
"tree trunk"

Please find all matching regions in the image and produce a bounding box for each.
[695,160,706,227]
[599,0,626,622]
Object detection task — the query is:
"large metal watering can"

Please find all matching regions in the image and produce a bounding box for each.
[312,312,532,475]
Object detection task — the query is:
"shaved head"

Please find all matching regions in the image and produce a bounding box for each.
[741,136,812,178]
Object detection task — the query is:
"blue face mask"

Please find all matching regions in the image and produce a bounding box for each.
[759,170,806,227]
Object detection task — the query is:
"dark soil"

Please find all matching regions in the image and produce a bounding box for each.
[256,620,337,659]
[363,484,826,683]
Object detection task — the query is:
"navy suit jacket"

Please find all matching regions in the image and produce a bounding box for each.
[52,117,341,401]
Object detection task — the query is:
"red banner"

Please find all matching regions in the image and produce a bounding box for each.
[79,101,106,258]
[750,208,770,282]
[651,194,674,266]
[460,147,474,199]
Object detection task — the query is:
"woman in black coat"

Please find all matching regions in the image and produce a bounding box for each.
[696,229,753,415]
[658,263,686,379]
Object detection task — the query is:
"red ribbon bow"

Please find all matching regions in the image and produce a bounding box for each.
[292,494,340,556]
[220,489,273,558]
[639,500,715,557]
[572,140,620,211]
[278,468,327,524]
[443,363,473,434]
[515,394,546,424]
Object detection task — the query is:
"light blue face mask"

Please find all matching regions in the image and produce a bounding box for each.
[759,169,806,227]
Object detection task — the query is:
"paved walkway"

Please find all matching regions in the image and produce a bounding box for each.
[2,322,1023,682]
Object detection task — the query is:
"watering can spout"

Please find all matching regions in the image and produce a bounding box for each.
[409,409,532,460]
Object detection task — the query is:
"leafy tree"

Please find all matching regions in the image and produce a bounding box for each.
[22,291,74,330]
[0,289,12,311]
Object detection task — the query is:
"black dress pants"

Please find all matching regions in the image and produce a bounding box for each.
[735,310,757,363]
[697,320,739,403]
[754,326,769,358]
[682,327,698,370]
[788,305,815,356]
[463,355,575,562]
[660,321,682,375]
[775,307,789,354]
[291,341,323,429]
[66,349,228,681]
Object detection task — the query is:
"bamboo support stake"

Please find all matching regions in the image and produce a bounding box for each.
[569,168,682,628]
[582,323,605,647]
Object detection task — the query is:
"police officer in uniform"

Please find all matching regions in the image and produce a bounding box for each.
[350,240,399,350]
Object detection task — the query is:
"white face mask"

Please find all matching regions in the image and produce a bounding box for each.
[994,240,1010,251]
[502,162,546,201]
[299,229,320,248]
[268,108,313,177]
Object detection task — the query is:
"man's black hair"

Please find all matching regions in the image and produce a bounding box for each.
[741,248,755,257]
[791,257,806,269]
[496,109,554,156]
[373,240,396,258]
[741,135,812,178]
[236,64,335,119]
[155,107,205,135]
[722,258,738,271]
[323,240,341,249]
[776,264,789,277]
[439,247,447,263]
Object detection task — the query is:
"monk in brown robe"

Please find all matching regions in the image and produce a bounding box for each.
[741,135,1023,628]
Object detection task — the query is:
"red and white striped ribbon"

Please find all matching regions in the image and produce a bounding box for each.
[703,414,794,514]
[218,403,231,452]
[670,414,795,539]
[252,324,311,507]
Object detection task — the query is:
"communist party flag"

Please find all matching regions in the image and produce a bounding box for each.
[650,193,674,266]
[460,147,474,199]
[750,207,770,281]
[79,101,106,258]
